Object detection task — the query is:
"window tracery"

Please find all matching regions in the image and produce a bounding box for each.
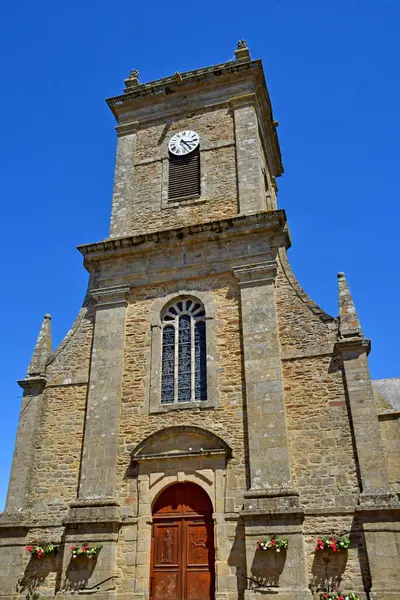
[161,298,207,404]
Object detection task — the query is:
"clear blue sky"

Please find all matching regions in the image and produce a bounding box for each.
[0,0,399,509]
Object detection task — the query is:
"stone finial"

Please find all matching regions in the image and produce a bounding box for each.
[27,314,52,377]
[337,272,363,339]
[124,69,140,93]
[235,39,251,61]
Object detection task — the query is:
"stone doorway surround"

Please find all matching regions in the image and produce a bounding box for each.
[129,426,233,600]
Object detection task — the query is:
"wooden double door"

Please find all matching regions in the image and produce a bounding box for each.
[150,483,215,600]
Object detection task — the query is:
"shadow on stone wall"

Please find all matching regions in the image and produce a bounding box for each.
[309,516,372,596]
[62,556,96,592]
[17,553,62,596]
[227,518,246,600]
[248,547,286,589]
[309,548,348,593]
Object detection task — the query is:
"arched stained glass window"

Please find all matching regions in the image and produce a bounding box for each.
[161,298,207,404]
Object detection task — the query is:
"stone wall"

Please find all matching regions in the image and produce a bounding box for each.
[378,418,400,492]
[117,275,246,512]
[112,107,240,238]
[27,313,93,519]
[28,384,86,518]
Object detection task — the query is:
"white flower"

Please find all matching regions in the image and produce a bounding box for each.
[276,548,280,552]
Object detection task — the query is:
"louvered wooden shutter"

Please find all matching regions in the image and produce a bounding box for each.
[168,149,200,200]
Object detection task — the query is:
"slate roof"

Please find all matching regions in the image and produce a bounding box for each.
[373,378,400,412]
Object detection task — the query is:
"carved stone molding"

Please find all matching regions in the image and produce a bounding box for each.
[17,375,47,393]
[115,120,140,137]
[229,92,256,110]
[91,284,131,308]
[233,261,277,287]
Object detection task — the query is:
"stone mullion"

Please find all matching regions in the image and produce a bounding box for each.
[78,284,130,501]
[233,261,293,491]
[174,316,179,404]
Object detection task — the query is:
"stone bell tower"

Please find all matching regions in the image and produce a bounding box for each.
[1,41,399,600]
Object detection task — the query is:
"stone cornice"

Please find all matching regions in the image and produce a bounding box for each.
[107,60,257,107]
[335,337,371,356]
[233,261,277,287]
[91,284,131,308]
[115,120,139,137]
[17,375,47,392]
[78,210,288,263]
[229,92,256,109]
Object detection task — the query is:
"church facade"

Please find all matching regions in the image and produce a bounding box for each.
[1,42,399,600]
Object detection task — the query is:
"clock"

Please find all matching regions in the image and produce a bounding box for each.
[168,130,200,156]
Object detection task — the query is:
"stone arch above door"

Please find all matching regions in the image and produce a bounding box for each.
[131,425,232,463]
[130,425,232,519]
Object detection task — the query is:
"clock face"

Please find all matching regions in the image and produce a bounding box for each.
[168,130,200,156]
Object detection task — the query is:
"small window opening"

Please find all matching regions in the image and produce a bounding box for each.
[168,148,200,200]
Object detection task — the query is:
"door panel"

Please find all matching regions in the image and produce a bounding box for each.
[154,523,180,567]
[153,572,180,600]
[152,522,181,600]
[185,521,214,600]
[186,572,212,600]
[186,522,212,566]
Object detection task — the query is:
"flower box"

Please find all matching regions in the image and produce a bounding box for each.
[26,543,58,559]
[256,535,288,552]
[70,543,102,559]
[315,535,350,553]
[319,593,360,600]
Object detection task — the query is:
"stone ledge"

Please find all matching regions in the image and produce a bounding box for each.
[70,498,120,508]
[64,498,121,525]
[17,375,47,391]
[244,488,299,498]
[335,336,371,356]
[357,491,400,512]
[149,399,217,414]
[0,511,30,529]
[78,210,288,260]
[242,488,303,516]
[241,508,304,519]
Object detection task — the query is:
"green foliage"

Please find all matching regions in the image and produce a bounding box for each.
[256,535,288,552]
[25,543,58,559]
[315,534,351,552]
[70,543,102,558]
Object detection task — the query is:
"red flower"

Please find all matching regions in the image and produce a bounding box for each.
[26,545,33,552]
[271,539,275,545]
[338,596,344,600]
[323,595,328,599]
